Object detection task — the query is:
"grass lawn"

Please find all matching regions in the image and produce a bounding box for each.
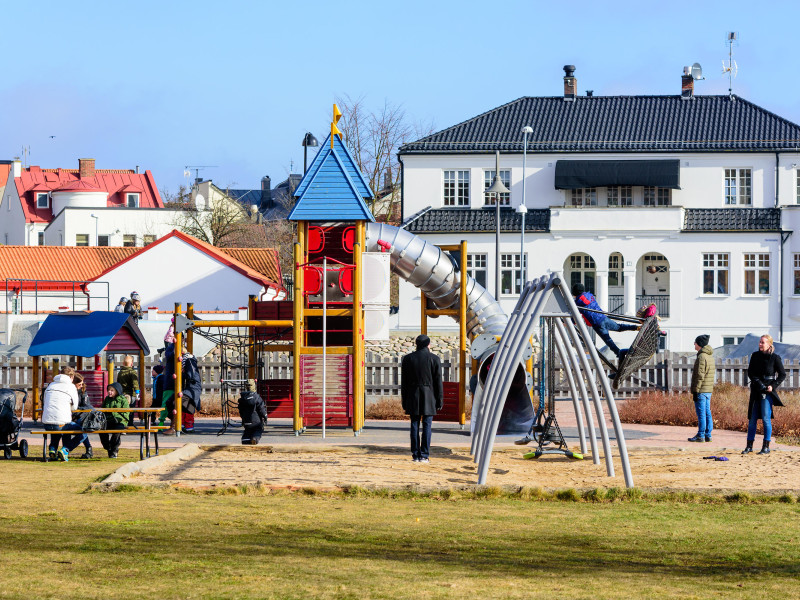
[1,451,800,600]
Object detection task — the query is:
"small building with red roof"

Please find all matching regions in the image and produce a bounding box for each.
[0,157,173,247]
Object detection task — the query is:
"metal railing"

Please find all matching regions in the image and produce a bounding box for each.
[608,294,669,317]
[4,279,110,314]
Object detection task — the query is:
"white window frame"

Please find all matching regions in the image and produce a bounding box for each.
[568,253,596,293]
[443,170,470,207]
[499,253,527,296]
[37,231,45,246]
[143,234,156,246]
[702,253,729,296]
[36,192,49,209]
[724,168,752,206]
[722,335,745,346]
[608,253,624,288]
[607,186,632,207]
[743,252,770,295]
[126,193,140,208]
[466,253,488,289]
[569,188,597,206]
[644,186,672,206]
[483,169,511,206]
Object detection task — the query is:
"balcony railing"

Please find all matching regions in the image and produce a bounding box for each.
[608,294,669,317]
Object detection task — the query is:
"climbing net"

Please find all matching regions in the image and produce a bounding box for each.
[189,326,291,435]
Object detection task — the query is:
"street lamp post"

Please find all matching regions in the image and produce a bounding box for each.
[486,151,510,299]
[90,213,99,246]
[302,132,319,173]
[518,126,533,284]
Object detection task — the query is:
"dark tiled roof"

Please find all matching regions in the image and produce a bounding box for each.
[683,208,781,231]
[227,189,263,207]
[400,96,800,153]
[404,208,549,233]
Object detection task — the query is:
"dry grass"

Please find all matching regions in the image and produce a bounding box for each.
[618,383,800,438]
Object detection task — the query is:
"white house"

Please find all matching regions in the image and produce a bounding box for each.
[0,158,179,247]
[396,66,800,351]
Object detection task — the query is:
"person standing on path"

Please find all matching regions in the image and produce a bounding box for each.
[401,335,443,463]
[743,334,785,455]
[688,334,715,443]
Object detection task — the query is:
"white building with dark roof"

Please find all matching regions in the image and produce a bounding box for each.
[397,66,800,351]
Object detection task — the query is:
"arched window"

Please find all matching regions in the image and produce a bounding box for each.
[608,253,624,289]
[567,253,596,293]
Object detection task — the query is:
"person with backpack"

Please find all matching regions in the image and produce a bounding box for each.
[238,379,267,445]
[99,383,129,459]
[572,283,638,359]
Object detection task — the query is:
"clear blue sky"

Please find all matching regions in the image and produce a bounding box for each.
[2,0,799,195]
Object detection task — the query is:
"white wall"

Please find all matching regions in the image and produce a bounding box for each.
[86,236,266,311]
[44,207,185,246]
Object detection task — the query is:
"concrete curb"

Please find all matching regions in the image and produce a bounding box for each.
[100,443,204,485]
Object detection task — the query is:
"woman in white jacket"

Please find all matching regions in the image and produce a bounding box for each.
[42,371,86,461]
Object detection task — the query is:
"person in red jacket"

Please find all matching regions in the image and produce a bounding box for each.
[572,283,638,358]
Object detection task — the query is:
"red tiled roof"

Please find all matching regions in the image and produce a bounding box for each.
[0,163,11,188]
[224,248,283,285]
[15,164,163,224]
[0,246,138,285]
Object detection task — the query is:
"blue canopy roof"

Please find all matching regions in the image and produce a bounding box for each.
[28,311,149,357]
[288,134,375,222]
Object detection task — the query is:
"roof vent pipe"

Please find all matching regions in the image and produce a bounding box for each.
[563,65,577,101]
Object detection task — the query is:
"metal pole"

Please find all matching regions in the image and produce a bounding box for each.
[495,150,502,300]
[520,129,528,284]
[322,257,327,439]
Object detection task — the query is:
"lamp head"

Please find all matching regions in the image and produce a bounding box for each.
[302,132,319,148]
[486,176,510,195]
[522,126,533,134]
[517,204,528,214]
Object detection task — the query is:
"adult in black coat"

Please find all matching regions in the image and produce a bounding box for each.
[238,379,267,445]
[744,334,786,455]
[124,292,142,324]
[401,335,443,463]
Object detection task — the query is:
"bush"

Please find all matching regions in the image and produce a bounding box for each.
[617,384,800,438]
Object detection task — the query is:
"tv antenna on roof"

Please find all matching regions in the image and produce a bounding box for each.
[722,31,738,98]
[184,165,218,183]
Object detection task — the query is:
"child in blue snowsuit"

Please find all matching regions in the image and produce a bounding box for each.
[572,283,637,358]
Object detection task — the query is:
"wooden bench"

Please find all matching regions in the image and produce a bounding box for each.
[31,407,168,461]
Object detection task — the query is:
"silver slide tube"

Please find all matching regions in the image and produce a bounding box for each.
[473,277,544,465]
[554,319,599,464]
[551,323,588,457]
[366,223,508,338]
[557,278,634,488]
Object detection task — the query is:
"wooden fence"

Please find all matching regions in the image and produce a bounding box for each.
[5,351,800,399]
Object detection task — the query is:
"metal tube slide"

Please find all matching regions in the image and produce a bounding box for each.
[554,319,599,464]
[366,223,508,338]
[557,277,634,486]
[556,278,634,488]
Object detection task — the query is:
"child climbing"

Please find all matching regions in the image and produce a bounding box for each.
[571,283,638,358]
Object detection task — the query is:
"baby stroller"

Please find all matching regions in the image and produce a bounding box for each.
[0,388,28,459]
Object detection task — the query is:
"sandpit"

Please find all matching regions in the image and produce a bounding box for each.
[131,444,800,494]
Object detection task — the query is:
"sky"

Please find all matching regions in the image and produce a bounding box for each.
[2,0,799,196]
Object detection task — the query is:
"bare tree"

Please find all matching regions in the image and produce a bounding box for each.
[262,191,297,283]
[335,95,433,220]
[169,191,258,248]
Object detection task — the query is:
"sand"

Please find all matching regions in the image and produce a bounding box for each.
[133,445,800,494]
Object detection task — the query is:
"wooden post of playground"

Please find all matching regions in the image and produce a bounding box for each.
[420,291,427,336]
[174,302,183,435]
[186,303,194,355]
[459,240,468,426]
[107,356,114,384]
[248,295,256,381]
[32,357,40,421]
[52,357,60,379]
[353,221,365,433]
[76,356,83,371]
[292,239,304,434]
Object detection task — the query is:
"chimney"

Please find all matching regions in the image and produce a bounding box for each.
[563,65,577,101]
[12,159,21,178]
[261,175,271,209]
[79,158,95,178]
[681,67,694,99]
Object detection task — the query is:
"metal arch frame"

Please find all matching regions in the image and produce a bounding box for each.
[471,272,634,488]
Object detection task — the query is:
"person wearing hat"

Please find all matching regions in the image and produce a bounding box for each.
[571,283,638,359]
[114,297,128,313]
[401,334,443,463]
[688,334,715,442]
[124,292,142,324]
[743,334,785,455]
[238,379,267,445]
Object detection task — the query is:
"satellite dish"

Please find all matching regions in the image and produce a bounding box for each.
[691,62,704,80]
[195,193,206,211]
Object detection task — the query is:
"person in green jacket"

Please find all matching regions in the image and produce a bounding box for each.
[100,382,129,458]
[688,334,715,442]
[117,355,140,403]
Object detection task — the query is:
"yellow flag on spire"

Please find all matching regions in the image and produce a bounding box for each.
[331,103,343,148]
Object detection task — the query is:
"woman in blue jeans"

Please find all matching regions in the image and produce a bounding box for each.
[743,334,785,455]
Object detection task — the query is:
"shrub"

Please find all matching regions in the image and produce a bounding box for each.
[617,385,800,438]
